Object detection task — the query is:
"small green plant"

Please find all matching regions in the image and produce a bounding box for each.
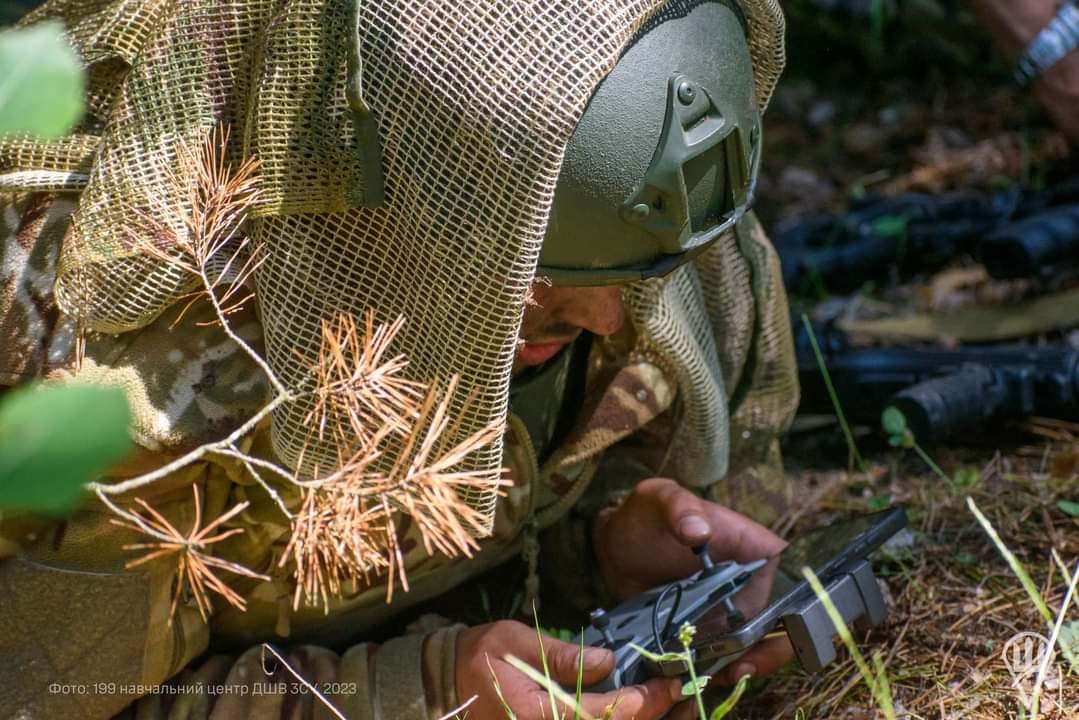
[881,406,952,485]
[631,622,751,720]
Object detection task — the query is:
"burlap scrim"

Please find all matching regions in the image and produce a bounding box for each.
[3,0,787,528]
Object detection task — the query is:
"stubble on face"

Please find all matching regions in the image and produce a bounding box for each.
[514,281,626,372]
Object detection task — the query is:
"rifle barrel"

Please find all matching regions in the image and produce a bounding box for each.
[797,331,1079,441]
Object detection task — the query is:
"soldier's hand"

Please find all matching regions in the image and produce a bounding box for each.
[593,477,793,684]
[455,619,684,719]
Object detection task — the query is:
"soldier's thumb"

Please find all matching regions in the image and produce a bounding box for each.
[543,639,614,687]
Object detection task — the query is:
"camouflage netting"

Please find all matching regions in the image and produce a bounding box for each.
[1,0,787,527]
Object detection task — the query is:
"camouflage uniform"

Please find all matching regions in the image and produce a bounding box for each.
[0,186,797,719]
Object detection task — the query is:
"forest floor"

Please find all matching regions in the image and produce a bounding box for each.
[738,3,1079,718]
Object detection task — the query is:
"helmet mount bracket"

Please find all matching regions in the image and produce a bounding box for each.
[620,73,755,256]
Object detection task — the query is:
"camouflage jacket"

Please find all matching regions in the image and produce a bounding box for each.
[0,191,797,720]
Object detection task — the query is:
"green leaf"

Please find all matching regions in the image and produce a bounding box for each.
[868,493,892,511]
[881,406,907,436]
[0,22,85,138]
[1057,500,1079,518]
[870,214,908,240]
[708,672,751,720]
[681,675,710,697]
[1061,620,1079,673]
[628,642,685,664]
[0,383,131,514]
[950,468,979,490]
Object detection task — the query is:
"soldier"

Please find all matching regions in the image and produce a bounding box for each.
[0,0,797,718]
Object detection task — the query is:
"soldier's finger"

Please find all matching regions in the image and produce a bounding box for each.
[713,635,794,685]
[700,503,787,563]
[539,636,615,687]
[487,620,614,687]
[575,677,683,719]
[667,699,700,720]
[642,477,713,547]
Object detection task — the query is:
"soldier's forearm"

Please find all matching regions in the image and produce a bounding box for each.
[121,627,463,720]
[973,0,1058,56]
[972,0,1079,142]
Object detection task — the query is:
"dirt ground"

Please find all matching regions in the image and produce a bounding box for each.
[738,3,1079,718]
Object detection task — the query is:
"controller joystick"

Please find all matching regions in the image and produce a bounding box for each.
[693,544,714,572]
[590,608,616,647]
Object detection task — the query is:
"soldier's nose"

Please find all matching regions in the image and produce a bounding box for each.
[562,286,625,338]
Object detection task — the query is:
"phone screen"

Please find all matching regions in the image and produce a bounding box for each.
[692,507,906,662]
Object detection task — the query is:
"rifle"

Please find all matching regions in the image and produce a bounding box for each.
[796,321,1079,442]
[979,204,1079,280]
[776,181,1079,293]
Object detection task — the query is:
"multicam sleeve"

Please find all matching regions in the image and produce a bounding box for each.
[121,625,463,720]
[537,363,682,611]
[0,485,213,719]
[0,479,466,720]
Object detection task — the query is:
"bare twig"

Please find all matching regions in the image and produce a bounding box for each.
[87,391,291,496]
[227,442,293,520]
[1030,561,1079,719]
[260,643,346,720]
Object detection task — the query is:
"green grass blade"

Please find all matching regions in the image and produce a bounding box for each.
[486,656,517,720]
[966,497,1053,625]
[800,314,865,470]
[504,655,597,720]
[575,633,585,720]
[708,673,751,720]
[871,652,895,717]
[803,567,896,720]
[532,604,561,720]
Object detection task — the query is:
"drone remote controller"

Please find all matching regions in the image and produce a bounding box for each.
[574,508,907,692]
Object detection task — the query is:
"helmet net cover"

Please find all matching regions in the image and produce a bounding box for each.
[5,0,786,530]
[626,214,798,490]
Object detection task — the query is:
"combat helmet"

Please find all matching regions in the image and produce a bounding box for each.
[539,0,763,285]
